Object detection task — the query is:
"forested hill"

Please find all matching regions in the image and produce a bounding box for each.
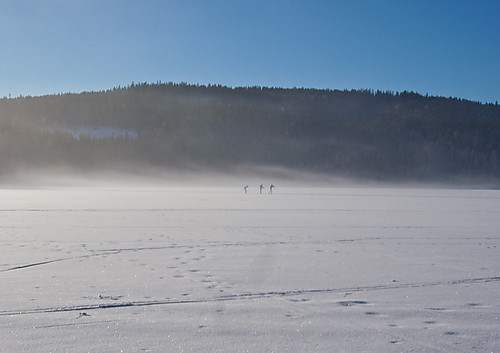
[0,82,499,184]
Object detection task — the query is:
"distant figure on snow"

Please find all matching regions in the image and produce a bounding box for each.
[260,184,265,194]
[244,185,248,194]
[269,184,275,194]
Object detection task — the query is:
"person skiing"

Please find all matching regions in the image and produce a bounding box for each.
[269,184,275,194]
[260,184,265,194]
[244,185,248,194]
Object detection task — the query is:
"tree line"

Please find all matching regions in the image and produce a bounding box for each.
[0,82,499,184]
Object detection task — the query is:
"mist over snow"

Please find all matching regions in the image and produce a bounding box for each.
[0,83,499,187]
[0,84,499,352]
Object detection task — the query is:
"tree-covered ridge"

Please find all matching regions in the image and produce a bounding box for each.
[0,82,499,183]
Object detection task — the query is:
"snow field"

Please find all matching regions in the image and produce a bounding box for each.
[0,186,499,352]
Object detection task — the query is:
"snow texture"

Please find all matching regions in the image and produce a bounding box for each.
[0,186,499,352]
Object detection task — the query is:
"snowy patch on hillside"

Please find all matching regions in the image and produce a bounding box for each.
[47,126,138,140]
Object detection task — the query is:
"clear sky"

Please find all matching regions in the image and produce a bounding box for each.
[1,0,499,103]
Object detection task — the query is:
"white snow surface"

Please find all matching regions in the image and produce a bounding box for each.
[0,185,499,352]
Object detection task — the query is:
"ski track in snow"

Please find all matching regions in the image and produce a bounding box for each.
[34,319,118,329]
[0,242,288,273]
[2,235,497,273]
[1,276,498,317]
[0,251,120,273]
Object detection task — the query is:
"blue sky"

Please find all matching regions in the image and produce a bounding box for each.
[1,0,499,103]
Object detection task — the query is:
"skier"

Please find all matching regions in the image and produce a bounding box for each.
[269,184,275,194]
[260,184,265,194]
[244,185,248,194]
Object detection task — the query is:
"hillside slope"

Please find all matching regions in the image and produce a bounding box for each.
[1,83,499,184]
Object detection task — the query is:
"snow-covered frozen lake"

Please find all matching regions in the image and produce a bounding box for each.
[1,185,499,352]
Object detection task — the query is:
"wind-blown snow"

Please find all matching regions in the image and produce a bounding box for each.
[0,186,499,352]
